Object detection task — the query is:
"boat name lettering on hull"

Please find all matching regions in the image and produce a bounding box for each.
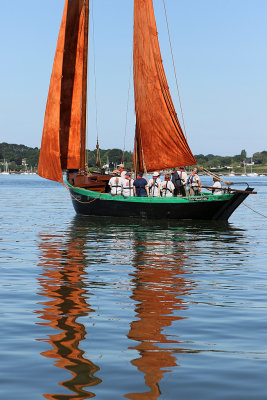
[188,197,209,202]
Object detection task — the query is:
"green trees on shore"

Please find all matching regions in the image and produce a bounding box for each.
[1,142,267,173]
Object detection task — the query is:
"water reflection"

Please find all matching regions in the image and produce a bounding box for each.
[124,229,193,399]
[37,233,101,399]
[36,216,246,399]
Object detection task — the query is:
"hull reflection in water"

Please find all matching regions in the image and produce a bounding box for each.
[37,233,101,399]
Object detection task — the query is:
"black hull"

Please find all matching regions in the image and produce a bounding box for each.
[69,188,253,221]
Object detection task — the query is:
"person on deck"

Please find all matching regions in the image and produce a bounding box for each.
[122,172,134,198]
[118,163,126,179]
[148,172,161,197]
[108,170,122,196]
[133,173,149,197]
[187,168,201,196]
[172,167,188,196]
[211,177,223,195]
[161,173,175,197]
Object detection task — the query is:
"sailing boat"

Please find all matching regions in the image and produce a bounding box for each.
[38,0,254,221]
[247,158,258,177]
[1,160,9,175]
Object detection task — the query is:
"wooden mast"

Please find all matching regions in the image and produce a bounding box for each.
[80,0,89,171]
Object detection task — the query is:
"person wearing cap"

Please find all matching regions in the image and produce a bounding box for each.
[171,166,188,196]
[133,173,149,197]
[108,170,123,196]
[187,167,201,196]
[122,172,134,198]
[161,173,175,197]
[117,163,126,179]
[148,172,161,197]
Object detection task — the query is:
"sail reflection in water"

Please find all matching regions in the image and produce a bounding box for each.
[126,229,193,399]
[36,218,195,399]
[36,217,209,399]
[36,233,101,399]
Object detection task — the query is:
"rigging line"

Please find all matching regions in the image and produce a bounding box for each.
[162,0,188,140]
[200,167,232,186]
[243,202,267,219]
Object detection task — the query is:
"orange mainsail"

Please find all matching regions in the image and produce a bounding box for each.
[38,0,85,183]
[133,0,196,172]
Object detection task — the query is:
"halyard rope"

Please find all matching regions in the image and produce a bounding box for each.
[200,167,232,185]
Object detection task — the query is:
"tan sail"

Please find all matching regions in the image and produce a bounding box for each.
[38,0,85,183]
[133,0,196,172]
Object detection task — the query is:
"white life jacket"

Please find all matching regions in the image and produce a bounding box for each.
[122,178,134,197]
[179,170,188,185]
[148,177,161,197]
[161,180,174,197]
[212,181,223,195]
[109,176,122,195]
[120,170,127,179]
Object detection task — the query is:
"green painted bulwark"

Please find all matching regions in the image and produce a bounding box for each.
[66,180,233,204]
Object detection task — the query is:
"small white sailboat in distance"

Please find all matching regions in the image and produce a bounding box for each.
[1,160,9,175]
[246,158,258,177]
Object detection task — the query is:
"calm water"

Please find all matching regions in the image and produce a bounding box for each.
[1,174,267,400]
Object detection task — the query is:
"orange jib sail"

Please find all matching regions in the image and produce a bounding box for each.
[38,0,85,183]
[133,0,196,172]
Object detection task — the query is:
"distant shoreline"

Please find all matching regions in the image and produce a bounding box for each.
[1,142,267,174]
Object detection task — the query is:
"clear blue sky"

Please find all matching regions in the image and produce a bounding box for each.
[0,0,266,156]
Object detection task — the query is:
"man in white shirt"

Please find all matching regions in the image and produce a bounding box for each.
[118,163,126,179]
[108,170,122,196]
[148,172,161,197]
[122,172,134,197]
[187,168,201,196]
[212,178,223,195]
[161,173,175,197]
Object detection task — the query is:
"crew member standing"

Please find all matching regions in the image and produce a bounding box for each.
[161,173,175,197]
[172,167,188,196]
[148,172,161,197]
[122,172,134,197]
[108,170,122,196]
[133,173,149,197]
[118,163,126,179]
[187,168,201,196]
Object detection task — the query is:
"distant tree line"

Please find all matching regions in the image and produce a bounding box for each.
[86,148,134,170]
[0,143,134,172]
[1,142,267,172]
[194,149,267,170]
[0,142,40,172]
